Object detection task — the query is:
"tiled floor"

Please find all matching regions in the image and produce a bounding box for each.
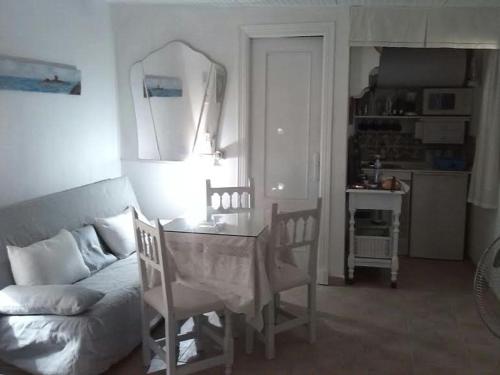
[105,257,500,375]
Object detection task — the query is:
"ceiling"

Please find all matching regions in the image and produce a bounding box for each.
[106,0,500,7]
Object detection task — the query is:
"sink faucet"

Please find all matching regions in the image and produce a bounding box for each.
[373,154,382,185]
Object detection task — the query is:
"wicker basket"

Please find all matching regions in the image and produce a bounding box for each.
[354,227,391,258]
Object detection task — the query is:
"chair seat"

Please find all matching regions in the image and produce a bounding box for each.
[144,282,224,320]
[271,263,311,293]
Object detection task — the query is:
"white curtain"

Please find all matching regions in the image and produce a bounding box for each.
[468,50,500,209]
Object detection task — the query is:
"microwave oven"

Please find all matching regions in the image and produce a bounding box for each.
[422,88,473,116]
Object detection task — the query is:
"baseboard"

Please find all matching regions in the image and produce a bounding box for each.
[327,276,346,286]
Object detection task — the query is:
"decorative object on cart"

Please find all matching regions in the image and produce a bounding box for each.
[0,55,81,95]
[381,176,401,191]
[130,40,226,161]
[474,236,500,339]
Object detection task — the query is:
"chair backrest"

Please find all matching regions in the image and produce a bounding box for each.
[268,198,322,281]
[205,178,255,214]
[133,211,174,318]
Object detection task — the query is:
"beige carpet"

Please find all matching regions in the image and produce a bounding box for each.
[2,257,500,374]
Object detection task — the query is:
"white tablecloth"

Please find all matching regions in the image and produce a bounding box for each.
[164,229,272,330]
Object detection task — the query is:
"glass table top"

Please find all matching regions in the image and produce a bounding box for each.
[161,209,269,237]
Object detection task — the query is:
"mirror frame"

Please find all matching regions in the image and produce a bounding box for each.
[130,40,227,161]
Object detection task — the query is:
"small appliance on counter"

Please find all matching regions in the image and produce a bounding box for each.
[422,88,473,116]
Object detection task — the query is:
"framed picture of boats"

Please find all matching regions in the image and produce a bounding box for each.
[143,75,182,98]
[0,55,81,95]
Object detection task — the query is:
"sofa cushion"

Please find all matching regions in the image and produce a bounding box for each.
[7,229,91,286]
[94,209,136,259]
[71,225,117,274]
[0,284,104,316]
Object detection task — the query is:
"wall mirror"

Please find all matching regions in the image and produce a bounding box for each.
[130,41,226,161]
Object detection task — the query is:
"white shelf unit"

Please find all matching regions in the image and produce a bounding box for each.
[346,189,406,288]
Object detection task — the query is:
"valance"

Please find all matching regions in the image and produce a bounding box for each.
[351,6,500,49]
[350,7,427,48]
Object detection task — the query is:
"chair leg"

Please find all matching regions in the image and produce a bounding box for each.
[245,322,254,354]
[307,283,317,344]
[193,315,204,354]
[142,338,151,369]
[264,298,276,360]
[274,293,281,317]
[141,305,152,369]
[223,309,234,375]
[166,319,177,375]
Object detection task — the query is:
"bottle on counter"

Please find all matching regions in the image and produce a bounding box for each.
[385,97,393,115]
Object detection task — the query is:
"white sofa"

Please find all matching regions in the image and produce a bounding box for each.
[0,177,143,375]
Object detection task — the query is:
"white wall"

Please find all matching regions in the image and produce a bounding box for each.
[349,46,380,97]
[0,0,121,207]
[110,4,350,277]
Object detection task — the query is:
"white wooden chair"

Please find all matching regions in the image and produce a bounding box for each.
[133,211,234,375]
[246,198,322,359]
[206,178,255,215]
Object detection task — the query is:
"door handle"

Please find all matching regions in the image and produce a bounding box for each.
[313,152,320,181]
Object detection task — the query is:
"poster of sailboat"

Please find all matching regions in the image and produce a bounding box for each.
[0,55,81,95]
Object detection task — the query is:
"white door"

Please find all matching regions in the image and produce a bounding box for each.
[250,37,324,278]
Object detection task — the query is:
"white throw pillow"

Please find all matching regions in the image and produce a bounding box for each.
[7,229,91,286]
[0,285,104,316]
[94,209,136,259]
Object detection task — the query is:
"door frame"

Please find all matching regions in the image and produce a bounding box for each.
[238,22,335,285]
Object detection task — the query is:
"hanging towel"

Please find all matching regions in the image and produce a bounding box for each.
[468,50,500,209]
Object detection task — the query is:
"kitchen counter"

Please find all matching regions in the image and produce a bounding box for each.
[362,166,471,175]
[346,188,406,194]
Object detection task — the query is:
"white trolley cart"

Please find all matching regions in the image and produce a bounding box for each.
[346,188,407,288]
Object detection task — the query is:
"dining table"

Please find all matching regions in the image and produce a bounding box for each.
[160,209,274,330]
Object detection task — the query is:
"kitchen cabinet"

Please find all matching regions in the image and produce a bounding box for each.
[416,119,466,144]
[410,171,469,260]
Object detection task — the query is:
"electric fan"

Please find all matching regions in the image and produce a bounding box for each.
[474,236,500,338]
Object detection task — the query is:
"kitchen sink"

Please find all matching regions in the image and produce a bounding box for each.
[361,162,403,169]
